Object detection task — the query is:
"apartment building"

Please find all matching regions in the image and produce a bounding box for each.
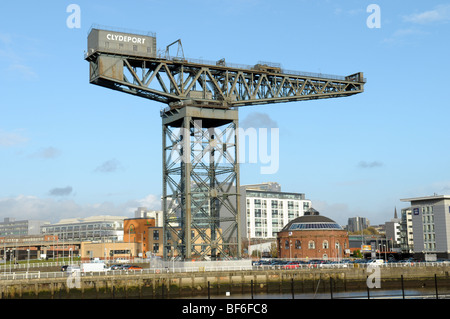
[240,183,311,240]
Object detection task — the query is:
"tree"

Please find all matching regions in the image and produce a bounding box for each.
[352,249,363,258]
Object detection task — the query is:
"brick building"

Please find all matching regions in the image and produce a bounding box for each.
[123,217,156,258]
[277,208,349,260]
[148,226,223,259]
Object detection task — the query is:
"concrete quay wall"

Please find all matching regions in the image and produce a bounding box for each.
[1,266,449,299]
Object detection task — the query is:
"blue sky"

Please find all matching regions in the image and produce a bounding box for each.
[1,1,450,226]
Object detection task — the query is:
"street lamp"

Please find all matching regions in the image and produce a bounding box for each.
[6,249,10,273]
[289,240,292,260]
[27,249,30,273]
[7,249,13,273]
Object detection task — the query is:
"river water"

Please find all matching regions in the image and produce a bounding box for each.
[182,288,448,299]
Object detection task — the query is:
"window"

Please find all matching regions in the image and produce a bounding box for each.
[308,240,315,249]
[285,240,289,250]
[295,240,301,249]
[153,230,159,240]
[322,240,329,249]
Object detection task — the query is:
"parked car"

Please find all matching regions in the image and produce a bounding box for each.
[109,264,125,270]
[61,265,81,272]
[65,265,81,273]
[367,259,384,265]
[283,261,301,269]
[122,265,143,271]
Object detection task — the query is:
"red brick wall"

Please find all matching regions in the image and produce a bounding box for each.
[277,229,349,259]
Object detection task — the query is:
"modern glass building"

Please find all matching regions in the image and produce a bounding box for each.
[40,215,127,242]
[347,216,370,233]
[0,218,49,237]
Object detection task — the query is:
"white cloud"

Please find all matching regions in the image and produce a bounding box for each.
[94,158,123,173]
[0,33,38,81]
[334,7,363,16]
[29,147,61,159]
[0,129,28,147]
[403,4,450,24]
[8,63,38,81]
[382,27,429,45]
[310,199,353,226]
[358,160,384,169]
[0,193,161,223]
[134,194,160,210]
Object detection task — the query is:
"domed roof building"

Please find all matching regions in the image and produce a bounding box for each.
[277,208,349,260]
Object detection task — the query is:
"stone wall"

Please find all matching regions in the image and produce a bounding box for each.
[1,266,449,299]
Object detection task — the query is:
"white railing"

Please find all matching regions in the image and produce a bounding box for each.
[0,261,80,271]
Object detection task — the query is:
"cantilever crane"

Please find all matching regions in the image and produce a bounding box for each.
[85,27,365,260]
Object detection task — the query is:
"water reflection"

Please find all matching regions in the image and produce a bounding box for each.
[184,288,448,299]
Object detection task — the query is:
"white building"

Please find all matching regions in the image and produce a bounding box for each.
[240,183,311,240]
[400,207,414,253]
[135,207,163,227]
[385,208,401,248]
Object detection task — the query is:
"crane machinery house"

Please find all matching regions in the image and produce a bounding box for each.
[86,27,157,59]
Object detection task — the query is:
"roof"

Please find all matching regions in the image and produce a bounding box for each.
[400,195,450,202]
[280,208,343,232]
[54,215,127,225]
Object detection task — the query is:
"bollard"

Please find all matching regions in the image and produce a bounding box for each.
[401,275,405,299]
[291,278,294,299]
[366,276,370,299]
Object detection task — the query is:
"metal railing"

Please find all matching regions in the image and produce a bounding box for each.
[168,56,360,82]
[0,261,80,271]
